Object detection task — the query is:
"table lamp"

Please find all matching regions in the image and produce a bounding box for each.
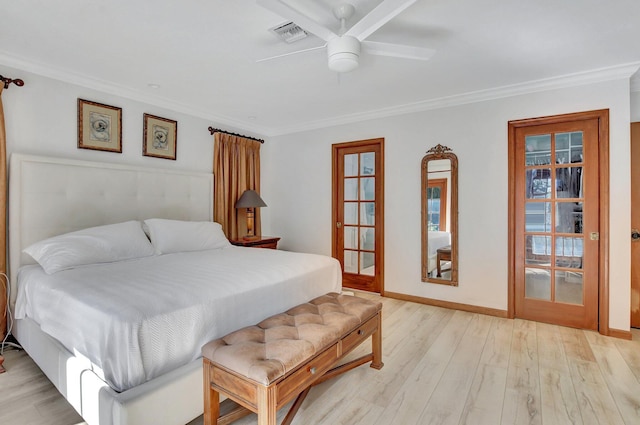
[235,189,267,240]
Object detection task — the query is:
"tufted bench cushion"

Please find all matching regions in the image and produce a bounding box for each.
[202,292,383,425]
[202,292,381,385]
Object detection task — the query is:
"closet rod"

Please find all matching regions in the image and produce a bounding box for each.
[208,127,264,144]
[0,75,25,89]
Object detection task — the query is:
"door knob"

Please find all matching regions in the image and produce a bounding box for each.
[632,229,640,241]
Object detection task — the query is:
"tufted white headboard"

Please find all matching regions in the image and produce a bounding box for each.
[8,153,213,307]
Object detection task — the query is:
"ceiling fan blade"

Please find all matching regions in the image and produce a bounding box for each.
[256,44,326,63]
[345,0,417,41]
[362,40,435,61]
[257,0,337,42]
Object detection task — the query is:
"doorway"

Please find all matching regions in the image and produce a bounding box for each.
[631,122,640,328]
[508,110,609,331]
[332,138,384,293]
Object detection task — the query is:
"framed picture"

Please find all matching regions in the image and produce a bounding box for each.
[143,113,177,160]
[77,99,122,153]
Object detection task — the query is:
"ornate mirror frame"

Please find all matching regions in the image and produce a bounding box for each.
[421,144,459,286]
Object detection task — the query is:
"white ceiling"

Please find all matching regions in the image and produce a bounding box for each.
[2,0,640,136]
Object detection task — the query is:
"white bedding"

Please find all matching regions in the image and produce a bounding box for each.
[428,231,451,257]
[15,246,341,392]
[426,231,451,273]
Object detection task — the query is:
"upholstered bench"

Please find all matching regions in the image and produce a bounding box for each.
[202,292,383,425]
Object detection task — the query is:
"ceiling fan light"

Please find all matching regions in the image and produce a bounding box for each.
[328,52,359,72]
[327,35,361,73]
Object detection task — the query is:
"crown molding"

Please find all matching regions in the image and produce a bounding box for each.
[0,51,271,137]
[2,50,638,138]
[270,62,640,136]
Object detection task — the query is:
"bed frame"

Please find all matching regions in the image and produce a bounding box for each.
[8,153,214,425]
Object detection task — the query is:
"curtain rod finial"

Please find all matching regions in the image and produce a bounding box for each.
[0,75,25,89]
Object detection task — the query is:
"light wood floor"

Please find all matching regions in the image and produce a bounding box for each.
[2,294,640,425]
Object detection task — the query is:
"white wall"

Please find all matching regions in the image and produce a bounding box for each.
[632,91,640,122]
[0,64,215,173]
[263,78,633,331]
[2,64,634,331]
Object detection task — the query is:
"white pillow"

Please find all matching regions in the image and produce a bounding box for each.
[23,221,156,274]
[144,219,230,254]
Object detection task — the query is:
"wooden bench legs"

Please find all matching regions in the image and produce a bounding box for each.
[256,386,277,425]
[203,311,383,425]
[371,311,384,370]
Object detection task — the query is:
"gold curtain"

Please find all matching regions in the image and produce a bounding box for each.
[213,132,261,240]
[0,85,7,340]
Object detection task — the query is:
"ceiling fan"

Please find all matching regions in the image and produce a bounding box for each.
[257,0,435,73]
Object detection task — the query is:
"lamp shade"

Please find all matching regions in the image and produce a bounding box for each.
[235,190,267,208]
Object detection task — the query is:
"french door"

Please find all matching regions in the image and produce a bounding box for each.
[509,111,608,330]
[332,139,384,293]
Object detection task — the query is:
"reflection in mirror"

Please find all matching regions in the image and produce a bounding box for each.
[422,144,458,285]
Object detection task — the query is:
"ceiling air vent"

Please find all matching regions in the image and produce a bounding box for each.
[270,22,308,43]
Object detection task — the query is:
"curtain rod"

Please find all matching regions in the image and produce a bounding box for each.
[208,127,264,144]
[0,75,25,89]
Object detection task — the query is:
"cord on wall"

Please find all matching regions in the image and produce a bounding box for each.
[0,272,7,373]
[0,272,21,373]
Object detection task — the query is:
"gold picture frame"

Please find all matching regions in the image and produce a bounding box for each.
[143,113,177,160]
[77,99,122,153]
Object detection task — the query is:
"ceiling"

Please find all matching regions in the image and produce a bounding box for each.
[2,0,640,136]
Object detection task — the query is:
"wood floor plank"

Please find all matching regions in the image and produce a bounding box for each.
[535,322,583,425]
[567,359,625,425]
[296,390,384,425]
[459,364,508,425]
[372,310,474,425]
[459,317,512,425]
[509,319,539,368]
[501,319,542,425]
[559,326,596,363]
[536,323,570,372]
[587,343,640,423]
[613,336,640,383]
[356,304,454,408]
[287,353,384,425]
[501,365,542,425]
[583,329,616,348]
[341,296,423,365]
[478,316,514,368]
[539,367,583,425]
[417,314,493,425]
[0,350,85,425]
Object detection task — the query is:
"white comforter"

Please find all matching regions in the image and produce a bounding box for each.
[15,246,342,392]
[428,231,451,257]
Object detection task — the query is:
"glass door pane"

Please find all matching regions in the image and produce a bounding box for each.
[523,132,585,306]
[342,152,376,276]
[426,187,441,230]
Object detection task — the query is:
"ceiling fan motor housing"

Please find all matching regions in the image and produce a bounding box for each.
[327,35,361,72]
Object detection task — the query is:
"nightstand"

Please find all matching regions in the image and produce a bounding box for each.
[230,236,280,249]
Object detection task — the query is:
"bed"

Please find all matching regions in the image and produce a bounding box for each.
[7,154,342,425]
